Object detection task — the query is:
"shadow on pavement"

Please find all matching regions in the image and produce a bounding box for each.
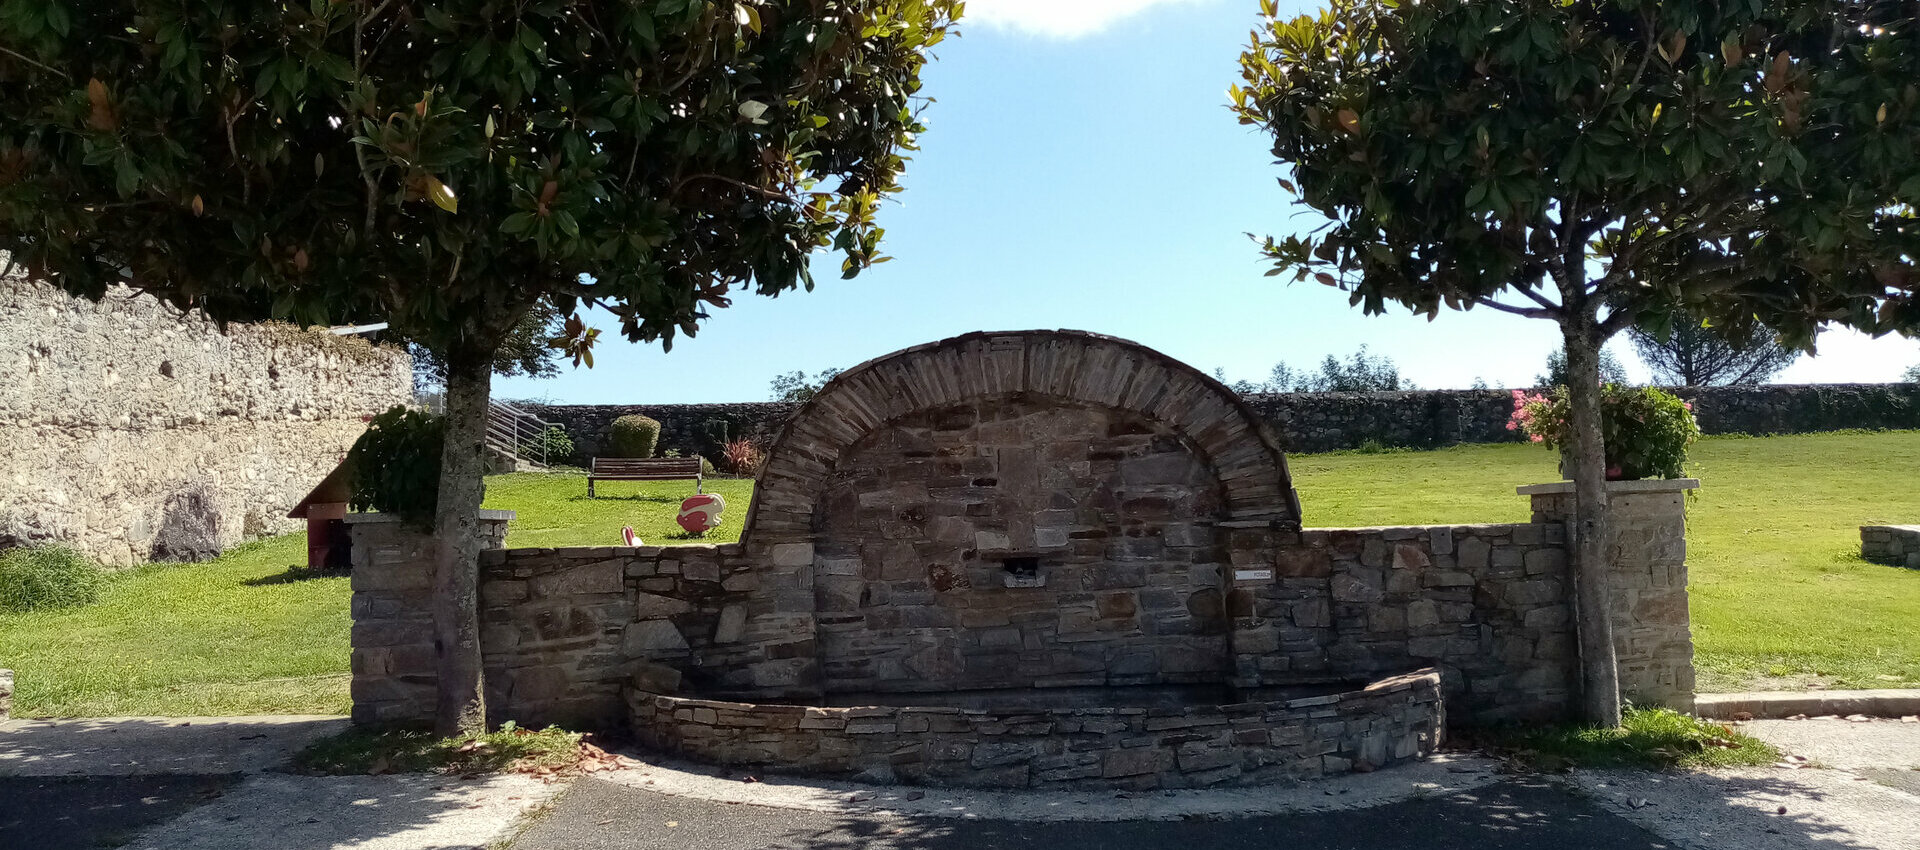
[0,715,349,776]
[509,776,1668,850]
[0,774,239,850]
[1579,767,1914,849]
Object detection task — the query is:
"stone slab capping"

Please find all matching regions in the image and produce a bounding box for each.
[346,330,1700,786]
[1860,525,1920,569]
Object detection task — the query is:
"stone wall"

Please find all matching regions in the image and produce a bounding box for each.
[815,400,1234,696]
[1524,480,1698,712]
[536,382,1920,458]
[0,279,412,564]
[349,331,1698,747]
[627,669,1444,789]
[348,506,1689,729]
[530,402,796,466]
[1861,525,1920,569]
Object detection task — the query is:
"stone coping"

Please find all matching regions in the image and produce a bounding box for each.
[1515,478,1700,496]
[628,669,1446,790]
[343,509,517,524]
[1860,524,1920,533]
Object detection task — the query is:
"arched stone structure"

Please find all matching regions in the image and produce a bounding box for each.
[741,330,1303,550]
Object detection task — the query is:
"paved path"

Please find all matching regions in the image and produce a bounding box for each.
[1566,717,1920,850]
[6,714,1918,849]
[508,775,1667,850]
[0,716,559,850]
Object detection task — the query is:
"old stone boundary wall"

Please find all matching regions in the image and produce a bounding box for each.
[533,382,1920,460]
[0,278,412,565]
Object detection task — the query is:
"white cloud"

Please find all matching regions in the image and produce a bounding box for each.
[962,0,1208,39]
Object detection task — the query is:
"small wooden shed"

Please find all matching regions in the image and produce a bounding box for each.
[289,459,355,569]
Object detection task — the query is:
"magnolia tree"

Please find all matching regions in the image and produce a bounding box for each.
[1235,0,1919,723]
[1,0,959,735]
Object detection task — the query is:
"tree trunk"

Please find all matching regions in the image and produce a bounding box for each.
[432,345,493,737]
[1562,317,1623,727]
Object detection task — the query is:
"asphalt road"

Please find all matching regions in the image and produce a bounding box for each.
[508,777,1670,850]
[0,774,239,850]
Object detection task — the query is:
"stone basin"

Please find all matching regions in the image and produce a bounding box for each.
[626,668,1445,789]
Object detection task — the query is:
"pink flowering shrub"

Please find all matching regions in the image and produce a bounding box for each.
[1508,385,1700,480]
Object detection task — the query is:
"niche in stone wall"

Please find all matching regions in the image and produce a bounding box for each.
[813,396,1233,697]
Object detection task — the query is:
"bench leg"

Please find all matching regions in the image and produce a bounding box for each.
[588,480,595,498]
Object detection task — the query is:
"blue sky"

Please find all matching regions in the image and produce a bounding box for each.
[498,0,1920,404]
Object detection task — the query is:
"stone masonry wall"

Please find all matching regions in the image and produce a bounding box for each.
[627,669,1444,789]
[536,382,1920,458]
[1860,525,1920,569]
[815,400,1233,696]
[1,278,412,564]
[349,332,1697,739]
[348,509,1686,730]
[1525,480,1698,712]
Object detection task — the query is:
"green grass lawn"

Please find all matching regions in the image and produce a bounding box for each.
[1,433,1914,717]
[0,477,752,717]
[482,474,756,548]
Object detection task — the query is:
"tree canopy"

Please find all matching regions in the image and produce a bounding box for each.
[2,0,960,735]
[1235,0,1918,345]
[1235,0,1920,725]
[2,0,956,355]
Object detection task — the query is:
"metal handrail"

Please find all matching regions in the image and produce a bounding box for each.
[485,399,556,469]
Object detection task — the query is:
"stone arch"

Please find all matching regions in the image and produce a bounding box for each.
[740,330,1301,549]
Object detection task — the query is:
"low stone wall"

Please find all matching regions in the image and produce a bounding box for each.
[347,484,1696,730]
[1861,525,1920,569]
[535,382,1920,458]
[0,668,13,720]
[628,669,1443,789]
[0,278,412,564]
[531,402,797,466]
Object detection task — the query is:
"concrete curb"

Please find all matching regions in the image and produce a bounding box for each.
[1696,690,1920,720]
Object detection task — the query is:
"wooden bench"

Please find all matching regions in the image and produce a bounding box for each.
[588,457,704,498]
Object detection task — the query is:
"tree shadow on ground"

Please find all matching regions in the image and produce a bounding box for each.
[0,774,239,850]
[568,492,679,504]
[1574,768,1901,850]
[244,565,350,586]
[0,717,545,850]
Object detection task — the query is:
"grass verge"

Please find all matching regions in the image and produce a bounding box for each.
[1469,707,1780,771]
[294,722,588,776]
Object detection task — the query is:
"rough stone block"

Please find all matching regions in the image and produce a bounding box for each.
[624,621,690,655]
[713,605,749,644]
[770,543,815,567]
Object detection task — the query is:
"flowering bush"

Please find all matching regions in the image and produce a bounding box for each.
[1509,386,1701,480]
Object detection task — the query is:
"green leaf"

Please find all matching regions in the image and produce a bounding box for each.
[426,177,458,213]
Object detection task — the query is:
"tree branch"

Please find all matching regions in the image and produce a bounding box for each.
[0,45,67,79]
[1516,283,1563,311]
[1476,297,1560,321]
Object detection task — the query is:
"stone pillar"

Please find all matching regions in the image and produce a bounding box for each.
[345,510,514,725]
[1518,479,1698,713]
[0,668,13,719]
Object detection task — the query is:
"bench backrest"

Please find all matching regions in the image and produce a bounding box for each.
[591,457,703,477]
